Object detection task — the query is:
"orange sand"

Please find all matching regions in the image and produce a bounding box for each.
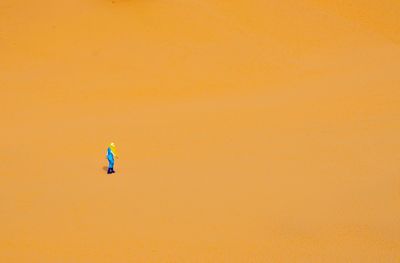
[1,0,400,262]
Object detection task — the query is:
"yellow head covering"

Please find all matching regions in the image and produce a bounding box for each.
[109,142,117,156]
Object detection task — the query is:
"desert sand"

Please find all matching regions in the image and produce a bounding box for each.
[1,0,400,262]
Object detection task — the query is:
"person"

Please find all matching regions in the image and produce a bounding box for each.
[106,142,118,174]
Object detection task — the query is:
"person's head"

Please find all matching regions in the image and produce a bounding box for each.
[110,142,115,148]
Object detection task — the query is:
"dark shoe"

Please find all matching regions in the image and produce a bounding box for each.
[111,169,115,173]
[107,168,112,174]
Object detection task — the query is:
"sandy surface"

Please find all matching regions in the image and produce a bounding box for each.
[1,0,400,262]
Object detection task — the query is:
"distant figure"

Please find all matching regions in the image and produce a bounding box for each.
[106,142,118,174]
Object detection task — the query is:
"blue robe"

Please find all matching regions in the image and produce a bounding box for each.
[107,147,114,169]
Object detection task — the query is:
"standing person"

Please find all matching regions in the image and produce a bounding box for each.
[106,142,118,174]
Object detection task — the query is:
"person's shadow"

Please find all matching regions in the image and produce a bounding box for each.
[102,166,108,172]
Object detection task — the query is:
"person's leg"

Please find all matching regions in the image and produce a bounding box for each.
[108,159,113,174]
[110,159,115,173]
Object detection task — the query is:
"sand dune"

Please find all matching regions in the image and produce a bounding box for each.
[1,0,400,262]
